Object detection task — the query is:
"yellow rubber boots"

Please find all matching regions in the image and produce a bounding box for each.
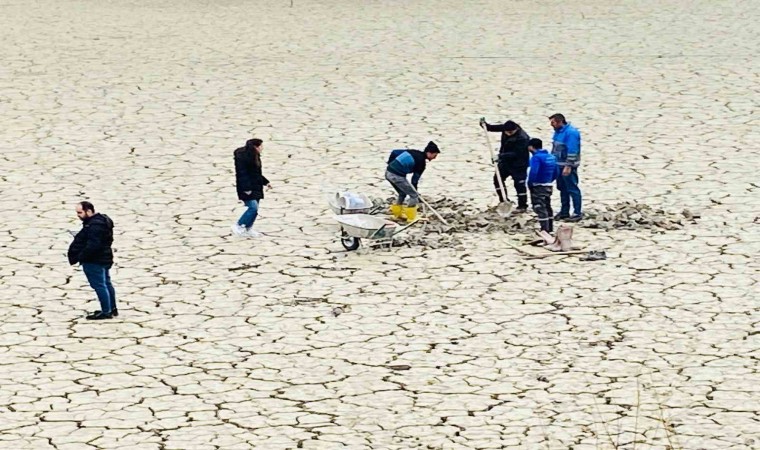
[402,205,417,223]
[389,204,404,219]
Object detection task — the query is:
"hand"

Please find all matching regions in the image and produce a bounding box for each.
[244,191,252,195]
[562,166,571,176]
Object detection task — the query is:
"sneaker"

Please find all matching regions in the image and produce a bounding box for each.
[86,312,113,320]
[565,214,583,223]
[554,213,570,220]
[93,308,118,317]
[514,207,528,214]
[580,250,607,261]
[245,228,263,238]
[231,224,246,237]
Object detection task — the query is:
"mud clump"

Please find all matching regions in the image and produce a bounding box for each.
[581,201,700,231]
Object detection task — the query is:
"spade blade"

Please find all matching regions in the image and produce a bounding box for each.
[496,202,513,218]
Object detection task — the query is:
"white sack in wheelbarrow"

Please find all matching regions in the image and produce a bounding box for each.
[336,192,373,210]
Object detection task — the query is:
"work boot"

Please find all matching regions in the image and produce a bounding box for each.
[403,205,418,223]
[389,204,403,219]
[86,312,113,320]
[93,308,118,317]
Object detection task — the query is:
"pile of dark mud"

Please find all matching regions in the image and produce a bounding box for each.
[581,201,699,231]
[371,197,698,248]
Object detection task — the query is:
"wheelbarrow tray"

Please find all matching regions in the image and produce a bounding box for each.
[334,214,398,239]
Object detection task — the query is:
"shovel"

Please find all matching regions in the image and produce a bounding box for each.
[482,123,512,218]
[410,186,449,225]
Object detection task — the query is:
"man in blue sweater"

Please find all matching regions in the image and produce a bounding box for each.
[549,113,583,222]
[385,141,440,222]
[527,138,558,233]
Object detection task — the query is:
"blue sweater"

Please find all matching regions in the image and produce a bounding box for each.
[387,149,427,187]
[551,123,581,167]
[528,149,558,185]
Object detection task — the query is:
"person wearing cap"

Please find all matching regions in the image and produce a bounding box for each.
[385,141,440,223]
[549,113,582,222]
[527,138,558,233]
[479,118,530,212]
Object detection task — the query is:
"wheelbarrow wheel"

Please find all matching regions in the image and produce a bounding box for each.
[341,236,360,251]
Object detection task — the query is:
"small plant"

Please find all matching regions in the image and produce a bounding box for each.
[528,372,684,450]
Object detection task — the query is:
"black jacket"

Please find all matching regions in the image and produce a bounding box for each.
[386,149,427,188]
[234,140,270,201]
[485,123,530,167]
[68,213,114,266]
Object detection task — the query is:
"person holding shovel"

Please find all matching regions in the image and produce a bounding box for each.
[480,118,530,212]
[385,141,440,223]
[527,138,558,233]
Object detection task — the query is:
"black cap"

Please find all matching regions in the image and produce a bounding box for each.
[504,120,519,132]
[424,141,440,153]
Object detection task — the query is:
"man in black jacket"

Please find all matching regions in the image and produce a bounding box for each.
[232,138,271,238]
[68,201,117,320]
[480,118,530,211]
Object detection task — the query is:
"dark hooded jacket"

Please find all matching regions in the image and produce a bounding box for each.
[234,140,270,201]
[485,122,530,168]
[68,213,114,266]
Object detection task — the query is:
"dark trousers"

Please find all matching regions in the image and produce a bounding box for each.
[493,163,528,208]
[530,185,553,232]
[556,166,582,216]
[385,170,419,206]
[82,263,116,314]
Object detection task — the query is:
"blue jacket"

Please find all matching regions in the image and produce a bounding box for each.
[551,123,581,167]
[387,149,427,188]
[527,149,557,186]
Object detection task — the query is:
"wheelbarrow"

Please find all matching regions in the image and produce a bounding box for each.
[334,214,418,250]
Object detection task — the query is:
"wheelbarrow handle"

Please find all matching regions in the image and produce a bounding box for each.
[393,218,422,234]
[368,223,388,240]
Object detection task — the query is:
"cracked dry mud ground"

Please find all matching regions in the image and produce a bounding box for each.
[0,1,758,449]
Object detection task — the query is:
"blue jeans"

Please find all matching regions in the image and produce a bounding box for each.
[82,263,116,314]
[237,199,259,228]
[556,166,582,216]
